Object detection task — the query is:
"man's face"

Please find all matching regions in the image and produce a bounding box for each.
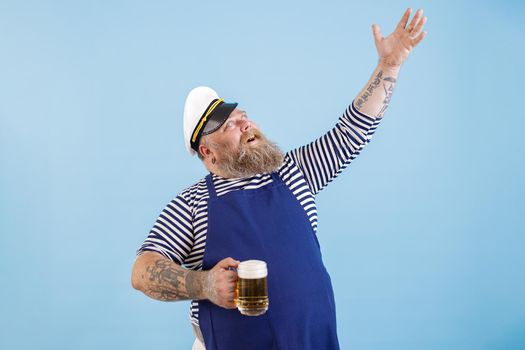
[211,109,258,154]
[204,109,284,178]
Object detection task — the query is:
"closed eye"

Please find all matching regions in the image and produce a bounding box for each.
[223,114,248,132]
[222,120,235,131]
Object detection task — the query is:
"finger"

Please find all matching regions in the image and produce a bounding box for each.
[223,300,237,309]
[411,16,427,38]
[216,284,235,301]
[412,31,427,46]
[224,270,238,282]
[219,285,236,296]
[221,293,237,309]
[216,257,240,270]
[396,8,411,31]
[406,9,423,33]
[372,24,382,47]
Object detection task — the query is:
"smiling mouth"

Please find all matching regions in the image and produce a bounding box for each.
[246,136,256,143]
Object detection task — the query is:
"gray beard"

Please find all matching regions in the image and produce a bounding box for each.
[215,134,284,179]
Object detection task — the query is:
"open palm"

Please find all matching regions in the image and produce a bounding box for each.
[373,8,427,67]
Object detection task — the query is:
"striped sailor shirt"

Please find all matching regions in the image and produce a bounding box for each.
[137,102,381,326]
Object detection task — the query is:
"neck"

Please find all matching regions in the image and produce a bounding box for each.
[204,161,228,178]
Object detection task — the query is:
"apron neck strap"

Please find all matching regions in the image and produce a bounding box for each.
[270,171,281,184]
[205,173,217,199]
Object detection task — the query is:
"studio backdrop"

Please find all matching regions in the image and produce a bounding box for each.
[1,0,524,349]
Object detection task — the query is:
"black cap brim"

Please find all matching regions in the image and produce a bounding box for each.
[202,102,238,135]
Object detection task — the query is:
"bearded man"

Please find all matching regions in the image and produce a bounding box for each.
[131,8,427,350]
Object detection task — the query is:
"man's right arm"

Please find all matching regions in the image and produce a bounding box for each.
[131,251,239,309]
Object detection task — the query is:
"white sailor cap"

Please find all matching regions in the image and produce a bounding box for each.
[183,86,238,156]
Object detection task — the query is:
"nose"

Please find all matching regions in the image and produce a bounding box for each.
[240,119,251,132]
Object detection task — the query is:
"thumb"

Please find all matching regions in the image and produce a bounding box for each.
[216,257,240,270]
[372,24,382,46]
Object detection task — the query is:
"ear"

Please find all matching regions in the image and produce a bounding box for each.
[198,143,212,159]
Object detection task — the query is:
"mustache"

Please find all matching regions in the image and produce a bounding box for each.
[240,129,264,144]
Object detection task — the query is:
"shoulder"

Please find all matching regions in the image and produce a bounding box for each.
[278,154,310,189]
[278,153,296,175]
[175,177,210,216]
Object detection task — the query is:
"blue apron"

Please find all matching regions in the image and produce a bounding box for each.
[199,172,339,350]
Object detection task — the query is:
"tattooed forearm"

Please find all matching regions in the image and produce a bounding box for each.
[355,70,383,110]
[377,76,397,117]
[353,64,400,118]
[141,258,207,302]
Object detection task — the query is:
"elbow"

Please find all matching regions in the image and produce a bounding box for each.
[131,258,144,291]
[130,251,163,292]
[131,273,141,291]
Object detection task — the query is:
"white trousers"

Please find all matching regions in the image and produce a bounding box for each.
[191,338,205,350]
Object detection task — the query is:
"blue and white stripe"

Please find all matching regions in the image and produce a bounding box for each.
[137,102,381,325]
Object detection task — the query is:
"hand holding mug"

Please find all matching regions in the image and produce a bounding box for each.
[204,257,239,309]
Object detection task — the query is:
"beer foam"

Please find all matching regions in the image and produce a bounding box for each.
[237,260,267,279]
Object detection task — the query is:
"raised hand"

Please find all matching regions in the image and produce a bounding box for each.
[372,8,428,68]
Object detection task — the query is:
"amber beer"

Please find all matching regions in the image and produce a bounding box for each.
[235,260,269,316]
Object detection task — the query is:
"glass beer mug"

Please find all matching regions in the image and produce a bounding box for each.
[235,260,269,316]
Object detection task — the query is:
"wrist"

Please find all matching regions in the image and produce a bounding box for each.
[378,59,402,74]
[201,270,215,301]
[187,269,209,300]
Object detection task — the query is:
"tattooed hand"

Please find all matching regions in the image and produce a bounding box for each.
[204,257,240,309]
[372,8,428,68]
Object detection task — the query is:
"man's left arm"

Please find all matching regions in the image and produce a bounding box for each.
[354,8,427,117]
[287,8,427,195]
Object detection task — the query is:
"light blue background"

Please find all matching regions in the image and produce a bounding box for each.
[1,0,524,349]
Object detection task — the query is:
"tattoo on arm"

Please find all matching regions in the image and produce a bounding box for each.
[355,70,383,111]
[354,70,397,118]
[143,259,205,302]
[377,77,397,117]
